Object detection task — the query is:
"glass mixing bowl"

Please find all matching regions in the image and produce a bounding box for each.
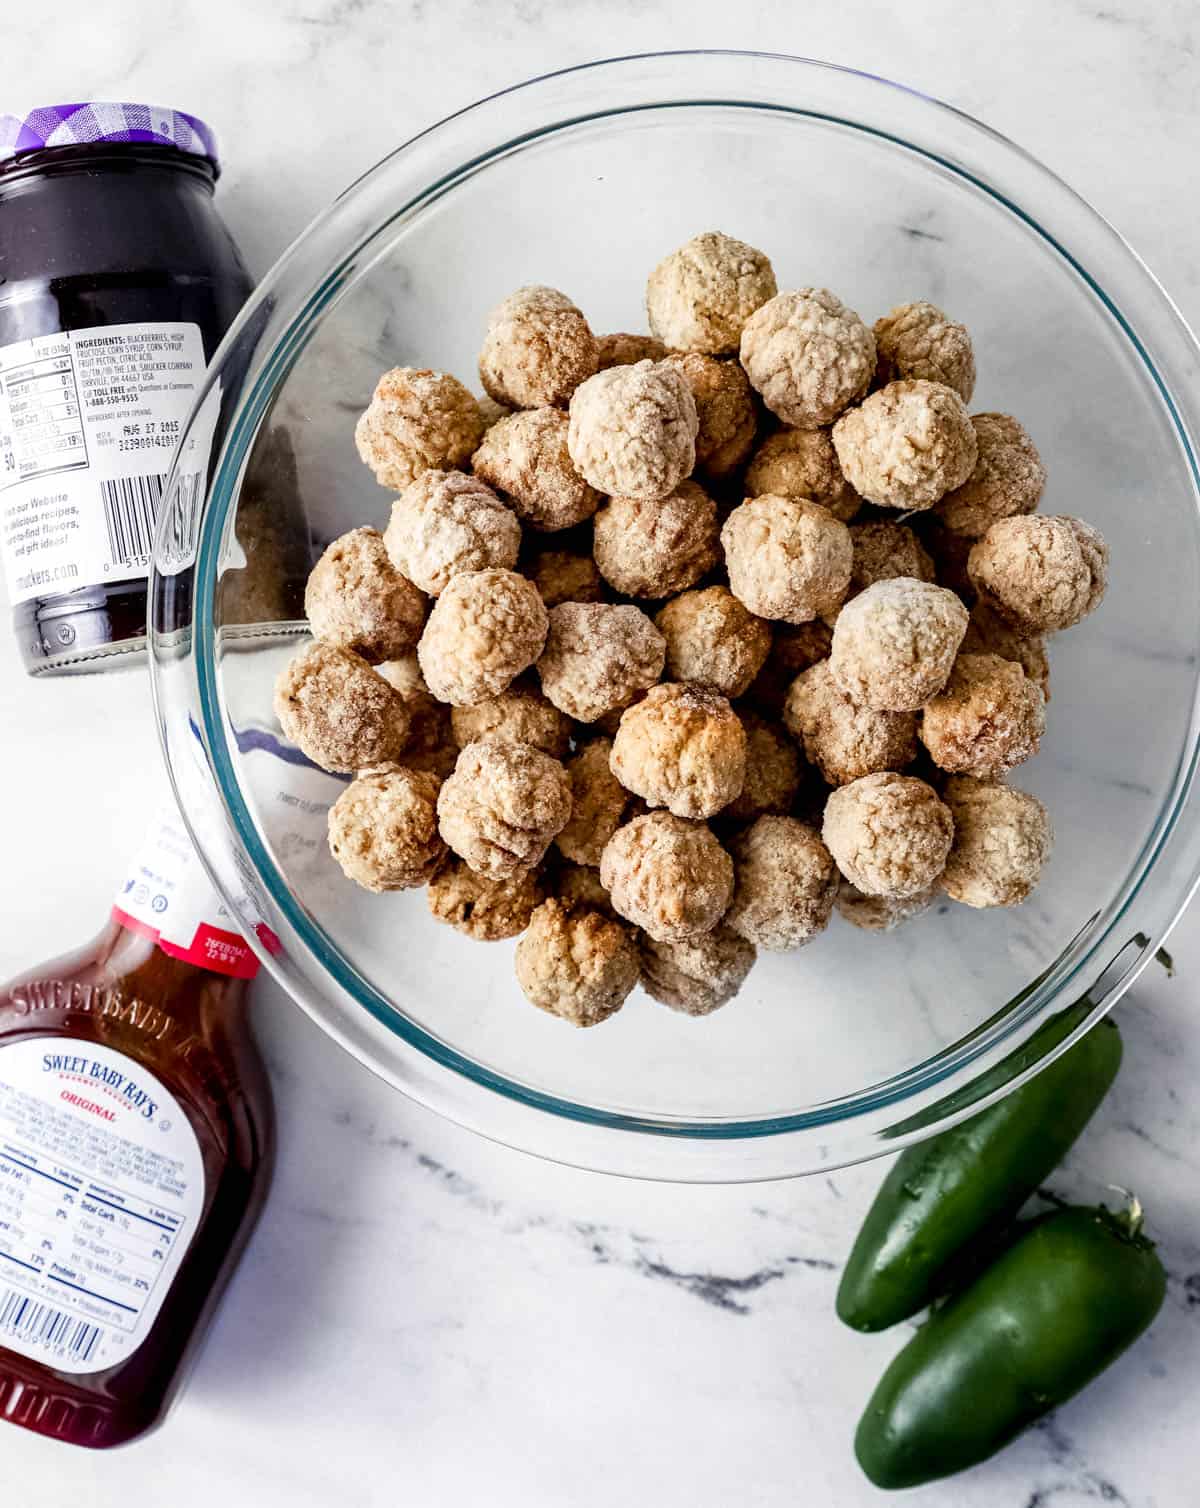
[149,51,1200,1181]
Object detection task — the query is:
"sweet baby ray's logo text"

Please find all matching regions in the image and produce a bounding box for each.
[42,1052,159,1120]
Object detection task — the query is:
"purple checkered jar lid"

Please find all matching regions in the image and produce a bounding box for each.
[0,102,218,169]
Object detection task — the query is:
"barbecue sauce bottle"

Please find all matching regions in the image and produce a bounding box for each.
[0,806,274,1446]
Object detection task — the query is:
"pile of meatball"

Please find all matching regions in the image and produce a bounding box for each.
[273,229,1109,1029]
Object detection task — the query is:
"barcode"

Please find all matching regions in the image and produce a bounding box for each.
[100,471,202,572]
[0,1287,103,1364]
[101,473,165,569]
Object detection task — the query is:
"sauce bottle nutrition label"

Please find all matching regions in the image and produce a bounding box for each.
[0,806,274,1446]
[0,103,252,674]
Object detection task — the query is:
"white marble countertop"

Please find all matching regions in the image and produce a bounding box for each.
[1,2,1199,1503]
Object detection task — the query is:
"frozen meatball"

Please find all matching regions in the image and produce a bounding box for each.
[640,926,756,1017]
[537,601,666,723]
[744,425,861,524]
[721,494,853,624]
[611,683,747,820]
[554,860,618,918]
[784,659,919,786]
[355,367,484,492]
[600,812,734,942]
[376,650,438,705]
[305,526,427,663]
[384,470,521,596]
[661,351,757,478]
[832,379,977,510]
[526,548,605,608]
[961,600,1050,700]
[920,652,1046,780]
[646,231,777,355]
[471,408,601,531]
[478,285,599,409]
[375,654,455,777]
[449,676,572,758]
[745,620,834,715]
[555,738,629,866]
[935,414,1045,538]
[275,641,410,773]
[567,360,698,501]
[597,331,670,370]
[823,772,953,898]
[437,738,571,878]
[427,858,542,941]
[655,585,771,699]
[968,515,1108,634]
[941,776,1052,908]
[327,765,445,892]
[726,815,838,950]
[476,394,511,433]
[828,520,936,624]
[593,482,720,599]
[417,568,548,706]
[873,301,976,402]
[830,578,968,712]
[724,712,801,823]
[835,879,937,933]
[739,288,876,428]
[514,898,639,1027]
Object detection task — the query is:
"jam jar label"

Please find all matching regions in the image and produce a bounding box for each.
[0,321,209,605]
[113,805,265,980]
[0,1039,204,1375]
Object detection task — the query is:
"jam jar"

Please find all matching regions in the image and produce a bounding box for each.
[0,103,253,675]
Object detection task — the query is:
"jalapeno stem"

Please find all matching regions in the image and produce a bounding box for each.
[1109,1189,1145,1240]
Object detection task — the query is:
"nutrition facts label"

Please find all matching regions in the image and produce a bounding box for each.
[0,340,88,481]
[0,1039,203,1375]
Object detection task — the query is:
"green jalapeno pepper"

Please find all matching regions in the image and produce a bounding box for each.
[855,1201,1166,1489]
[837,1011,1122,1332]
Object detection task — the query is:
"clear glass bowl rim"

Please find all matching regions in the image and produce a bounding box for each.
[151,49,1200,1182]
